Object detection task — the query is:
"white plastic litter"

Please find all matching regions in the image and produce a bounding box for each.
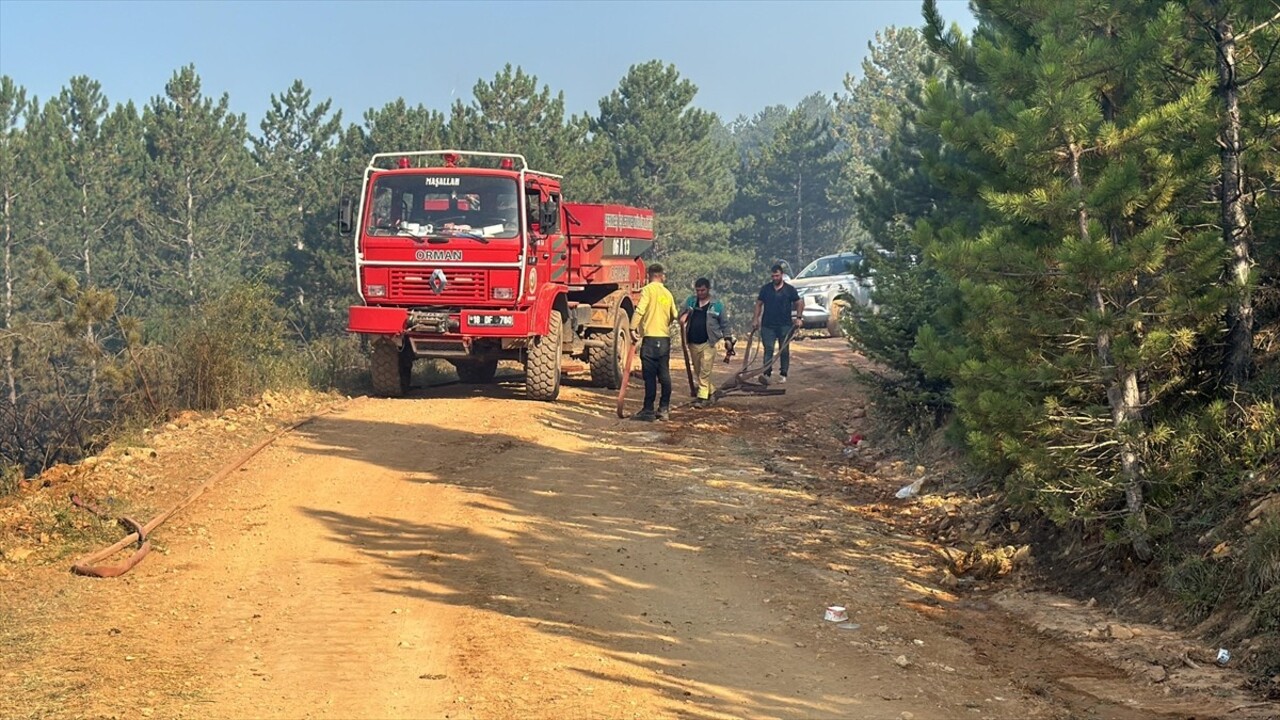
[895,477,925,499]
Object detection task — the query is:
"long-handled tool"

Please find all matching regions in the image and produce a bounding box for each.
[678,317,697,398]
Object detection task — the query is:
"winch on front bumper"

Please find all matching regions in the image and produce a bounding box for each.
[407,309,459,334]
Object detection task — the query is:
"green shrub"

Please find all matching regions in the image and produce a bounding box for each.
[1244,518,1280,599]
[1162,555,1228,622]
[163,283,305,410]
[1255,588,1280,633]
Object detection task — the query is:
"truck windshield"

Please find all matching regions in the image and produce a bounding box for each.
[365,174,520,239]
[797,255,862,279]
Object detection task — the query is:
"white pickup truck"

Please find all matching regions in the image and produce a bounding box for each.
[791,252,875,337]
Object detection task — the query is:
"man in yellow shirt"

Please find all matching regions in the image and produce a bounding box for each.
[630,263,679,421]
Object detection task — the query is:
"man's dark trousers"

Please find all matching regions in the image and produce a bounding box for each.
[760,324,792,377]
[640,336,672,411]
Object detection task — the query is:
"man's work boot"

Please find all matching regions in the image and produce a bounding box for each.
[656,406,671,421]
[633,408,656,422]
[691,398,705,409]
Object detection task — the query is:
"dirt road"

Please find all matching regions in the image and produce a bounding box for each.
[2,341,1270,719]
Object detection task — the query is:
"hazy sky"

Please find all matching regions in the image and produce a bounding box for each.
[0,1,976,129]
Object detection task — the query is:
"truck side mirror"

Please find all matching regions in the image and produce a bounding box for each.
[541,204,559,234]
[338,198,353,234]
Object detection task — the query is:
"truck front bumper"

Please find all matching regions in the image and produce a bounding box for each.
[348,305,531,337]
[348,306,411,335]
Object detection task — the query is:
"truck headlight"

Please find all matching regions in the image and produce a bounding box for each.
[366,284,386,297]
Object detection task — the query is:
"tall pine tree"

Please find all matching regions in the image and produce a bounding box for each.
[918,0,1227,558]
[140,65,256,304]
[0,76,31,409]
[592,61,742,295]
[252,80,347,339]
[733,100,844,272]
[361,99,446,160]
[446,64,583,171]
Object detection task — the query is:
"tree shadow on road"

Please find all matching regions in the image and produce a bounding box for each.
[286,391,904,718]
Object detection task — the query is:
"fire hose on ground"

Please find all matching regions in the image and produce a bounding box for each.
[69,407,342,578]
[711,325,798,401]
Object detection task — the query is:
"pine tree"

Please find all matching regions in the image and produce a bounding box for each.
[733,101,844,271]
[48,77,144,407]
[727,105,793,170]
[728,94,832,170]
[0,76,31,410]
[252,80,347,339]
[362,99,446,159]
[446,64,583,171]
[1171,1,1280,385]
[835,26,932,193]
[918,0,1228,558]
[140,65,256,304]
[592,61,742,295]
[845,31,971,432]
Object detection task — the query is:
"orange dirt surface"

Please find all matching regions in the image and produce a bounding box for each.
[1,341,1273,719]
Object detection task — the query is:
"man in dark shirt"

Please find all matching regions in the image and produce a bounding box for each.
[679,277,733,407]
[752,263,803,384]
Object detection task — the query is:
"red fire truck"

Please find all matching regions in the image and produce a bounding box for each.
[343,150,654,401]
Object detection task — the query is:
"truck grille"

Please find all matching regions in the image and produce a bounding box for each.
[389,268,487,303]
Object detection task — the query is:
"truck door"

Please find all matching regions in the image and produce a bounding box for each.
[544,193,568,286]
[527,187,568,288]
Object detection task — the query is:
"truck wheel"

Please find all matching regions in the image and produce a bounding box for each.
[371,339,411,397]
[589,310,630,389]
[453,359,498,384]
[525,310,563,401]
[827,300,850,339]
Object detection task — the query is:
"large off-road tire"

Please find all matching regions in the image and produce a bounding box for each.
[371,339,411,397]
[827,299,850,339]
[589,309,631,389]
[525,310,564,401]
[453,359,498,384]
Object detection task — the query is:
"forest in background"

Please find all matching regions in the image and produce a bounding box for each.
[0,37,903,476]
[2,0,1278,675]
